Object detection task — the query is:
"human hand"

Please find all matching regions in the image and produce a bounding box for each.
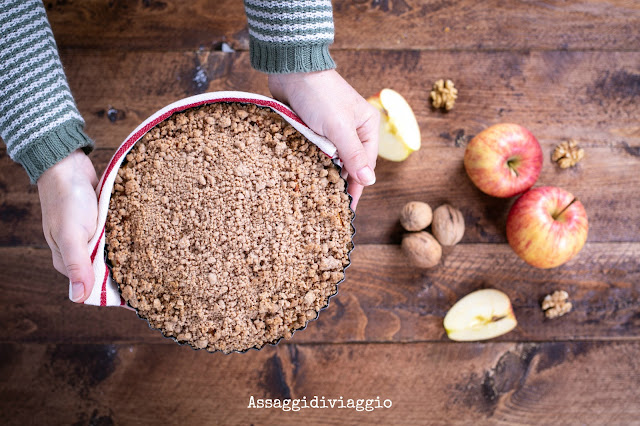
[268,69,379,210]
[37,149,98,303]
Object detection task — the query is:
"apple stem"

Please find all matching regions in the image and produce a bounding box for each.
[553,198,577,220]
[507,158,519,177]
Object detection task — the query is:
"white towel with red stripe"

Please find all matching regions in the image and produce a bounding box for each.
[81,91,339,307]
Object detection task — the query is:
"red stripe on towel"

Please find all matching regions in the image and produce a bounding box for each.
[100,267,109,306]
[90,227,105,262]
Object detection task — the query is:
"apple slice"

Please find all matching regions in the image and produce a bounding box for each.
[444,289,517,341]
[367,89,421,161]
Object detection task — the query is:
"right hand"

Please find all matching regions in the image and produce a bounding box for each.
[268,69,380,210]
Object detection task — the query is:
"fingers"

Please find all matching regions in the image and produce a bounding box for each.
[346,178,364,211]
[336,104,379,210]
[358,105,380,172]
[326,124,376,187]
[58,228,94,303]
[51,252,66,276]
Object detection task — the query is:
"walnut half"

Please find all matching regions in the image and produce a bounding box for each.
[552,139,584,168]
[430,79,458,111]
[542,290,572,319]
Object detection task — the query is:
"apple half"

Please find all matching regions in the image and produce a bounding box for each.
[444,289,517,341]
[367,89,421,161]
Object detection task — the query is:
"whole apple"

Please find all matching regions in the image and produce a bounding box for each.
[464,123,543,198]
[506,186,588,269]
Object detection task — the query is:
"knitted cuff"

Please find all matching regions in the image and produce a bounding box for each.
[249,36,336,74]
[14,120,94,184]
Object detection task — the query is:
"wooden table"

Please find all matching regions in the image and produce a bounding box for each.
[1,1,639,424]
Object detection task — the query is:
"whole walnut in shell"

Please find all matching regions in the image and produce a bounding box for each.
[402,231,442,268]
[432,204,465,246]
[400,201,433,231]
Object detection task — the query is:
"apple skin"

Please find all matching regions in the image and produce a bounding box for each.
[464,123,543,198]
[506,186,588,269]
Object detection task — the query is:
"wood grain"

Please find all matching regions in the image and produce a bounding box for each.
[1,244,638,344]
[1,2,639,424]
[1,341,639,425]
[7,49,636,245]
[355,143,640,244]
[3,139,639,246]
[44,0,640,51]
[53,50,640,151]
[45,0,250,51]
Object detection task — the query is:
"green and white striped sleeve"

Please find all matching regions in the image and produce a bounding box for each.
[0,0,93,183]
[244,0,336,74]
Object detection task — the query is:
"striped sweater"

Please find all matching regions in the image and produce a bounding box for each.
[244,0,336,73]
[0,0,93,183]
[1,0,336,183]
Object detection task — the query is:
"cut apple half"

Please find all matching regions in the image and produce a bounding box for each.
[444,289,517,341]
[367,89,421,162]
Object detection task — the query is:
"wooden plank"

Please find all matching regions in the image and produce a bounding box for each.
[334,0,640,51]
[354,143,640,244]
[45,0,250,51]
[1,341,639,424]
[3,141,638,246]
[44,0,640,51]
[55,50,640,152]
[5,49,632,245]
[0,244,638,344]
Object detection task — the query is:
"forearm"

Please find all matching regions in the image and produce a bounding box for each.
[244,0,336,74]
[0,0,93,183]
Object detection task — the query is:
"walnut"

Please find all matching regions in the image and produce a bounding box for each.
[430,79,458,111]
[400,201,433,231]
[552,139,584,168]
[402,231,442,269]
[542,290,572,319]
[432,204,465,246]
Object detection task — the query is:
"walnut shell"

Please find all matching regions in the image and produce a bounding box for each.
[400,201,433,231]
[432,204,465,246]
[402,231,442,268]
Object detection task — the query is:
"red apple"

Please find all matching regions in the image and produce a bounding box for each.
[464,123,543,198]
[506,186,588,269]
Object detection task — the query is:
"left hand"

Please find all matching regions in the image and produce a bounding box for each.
[269,69,379,210]
[37,149,98,303]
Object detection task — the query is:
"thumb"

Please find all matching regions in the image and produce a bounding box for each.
[326,124,376,187]
[58,229,94,303]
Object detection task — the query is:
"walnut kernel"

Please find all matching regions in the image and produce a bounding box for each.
[400,201,433,232]
[430,79,458,111]
[432,204,465,246]
[552,139,584,168]
[402,231,442,269]
[542,290,572,319]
